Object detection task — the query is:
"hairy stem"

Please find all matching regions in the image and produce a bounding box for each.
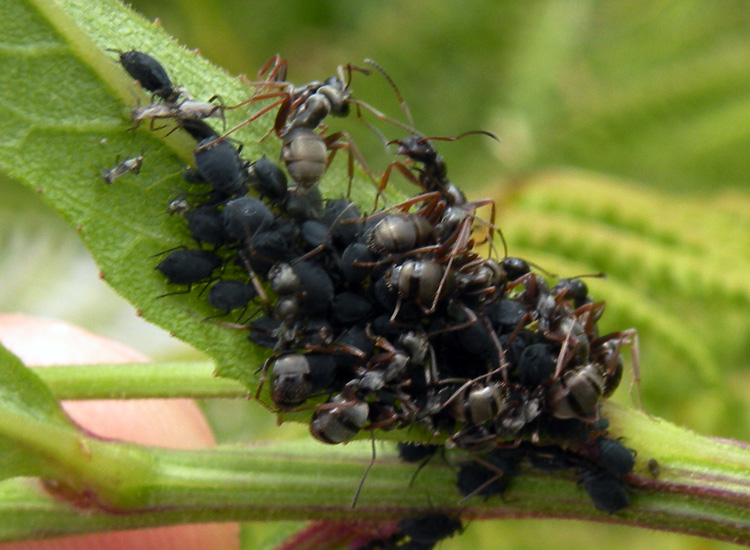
[0,402,748,543]
[32,362,245,400]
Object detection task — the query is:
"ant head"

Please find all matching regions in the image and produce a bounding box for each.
[388,135,438,163]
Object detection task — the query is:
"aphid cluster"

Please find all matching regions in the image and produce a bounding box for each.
[108,50,641,521]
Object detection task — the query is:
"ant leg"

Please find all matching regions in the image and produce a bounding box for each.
[195,96,288,151]
[621,329,643,411]
[323,131,377,200]
[407,452,436,488]
[294,201,359,263]
[257,54,288,87]
[204,95,227,131]
[456,452,513,504]
[554,327,574,379]
[374,161,421,211]
[351,431,377,509]
[467,198,507,259]
[427,219,473,314]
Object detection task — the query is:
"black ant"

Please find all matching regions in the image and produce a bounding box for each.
[204,58,414,195]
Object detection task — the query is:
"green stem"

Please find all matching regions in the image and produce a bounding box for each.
[0,403,748,543]
[32,362,245,399]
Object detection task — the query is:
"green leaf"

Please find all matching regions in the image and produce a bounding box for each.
[0,0,396,398]
[0,343,76,479]
[0,0,261,390]
[0,0,388,395]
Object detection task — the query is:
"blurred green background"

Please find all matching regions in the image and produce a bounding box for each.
[3,0,750,548]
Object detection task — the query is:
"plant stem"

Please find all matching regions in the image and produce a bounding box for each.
[0,403,748,543]
[32,362,246,399]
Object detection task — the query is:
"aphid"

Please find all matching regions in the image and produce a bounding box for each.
[167,196,190,215]
[397,442,440,464]
[332,291,374,325]
[647,458,660,478]
[193,136,246,196]
[247,156,288,201]
[322,198,362,248]
[206,279,257,315]
[456,448,523,500]
[485,298,527,333]
[397,513,463,546]
[180,119,220,141]
[282,186,324,220]
[580,467,630,513]
[299,220,329,250]
[221,197,276,240]
[155,249,221,287]
[453,315,504,368]
[242,230,296,276]
[102,153,143,184]
[185,205,228,247]
[131,99,224,128]
[593,437,635,477]
[341,242,377,284]
[518,342,556,388]
[108,49,180,102]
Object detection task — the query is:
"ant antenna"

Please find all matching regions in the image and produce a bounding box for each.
[364,58,415,129]
[414,129,500,145]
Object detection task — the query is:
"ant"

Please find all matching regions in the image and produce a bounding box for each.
[201,58,414,196]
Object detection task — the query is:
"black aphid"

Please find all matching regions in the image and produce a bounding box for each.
[518,342,555,387]
[593,436,636,477]
[156,249,221,286]
[398,512,462,545]
[247,156,288,201]
[109,49,178,101]
[185,206,228,246]
[397,442,440,463]
[194,137,246,196]
[222,197,275,240]
[207,280,257,313]
[456,448,523,499]
[580,467,630,513]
